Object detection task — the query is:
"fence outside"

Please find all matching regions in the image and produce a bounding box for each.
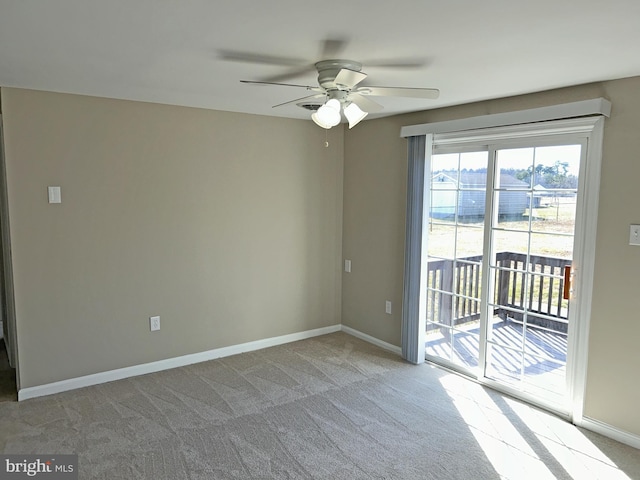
[426,252,571,333]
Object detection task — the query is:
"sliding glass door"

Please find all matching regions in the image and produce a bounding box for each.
[424,135,586,414]
[425,151,488,371]
[484,144,582,408]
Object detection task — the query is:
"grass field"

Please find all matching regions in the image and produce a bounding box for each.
[428,196,577,260]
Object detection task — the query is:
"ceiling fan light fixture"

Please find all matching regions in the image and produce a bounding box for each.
[343,102,368,129]
[239,58,440,130]
[312,99,341,128]
[324,98,341,111]
[311,112,334,129]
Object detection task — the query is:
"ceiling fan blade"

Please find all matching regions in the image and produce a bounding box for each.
[218,49,307,67]
[259,65,317,83]
[348,93,384,113]
[357,86,440,99]
[240,80,322,91]
[272,94,325,109]
[334,68,368,89]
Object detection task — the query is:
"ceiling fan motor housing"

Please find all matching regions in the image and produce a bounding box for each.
[315,59,362,90]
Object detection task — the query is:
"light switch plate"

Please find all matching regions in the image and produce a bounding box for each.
[344,259,351,273]
[149,316,161,331]
[630,225,640,246]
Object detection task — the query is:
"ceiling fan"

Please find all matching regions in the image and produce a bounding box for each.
[220,42,439,129]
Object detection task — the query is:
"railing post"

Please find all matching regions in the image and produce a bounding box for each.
[496,253,510,320]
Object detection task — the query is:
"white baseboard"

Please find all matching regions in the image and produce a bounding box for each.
[18,324,341,401]
[578,417,640,450]
[340,325,402,356]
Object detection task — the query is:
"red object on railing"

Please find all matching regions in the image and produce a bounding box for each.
[563,265,572,300]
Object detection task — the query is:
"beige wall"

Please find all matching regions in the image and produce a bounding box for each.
[1,88,344,388]
[342,77,640,437]
[3,77,640,437]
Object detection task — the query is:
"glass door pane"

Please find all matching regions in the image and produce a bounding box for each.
[425,151,488,372]
[485,144,581,407]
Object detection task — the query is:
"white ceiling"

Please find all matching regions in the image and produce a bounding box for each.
[1,1,639,122]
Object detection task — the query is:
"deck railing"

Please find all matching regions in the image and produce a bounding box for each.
[426,252,571,333]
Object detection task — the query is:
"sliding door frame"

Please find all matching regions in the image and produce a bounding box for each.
[479,133,590,417]
[401,101,608,422]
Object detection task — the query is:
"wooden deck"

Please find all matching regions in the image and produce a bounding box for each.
[426,317,568,400]
[425,251,572,401]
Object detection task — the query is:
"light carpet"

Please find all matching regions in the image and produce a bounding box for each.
[0,332,638,479]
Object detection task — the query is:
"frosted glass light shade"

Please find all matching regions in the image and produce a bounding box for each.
[325,99,341,111]
[311,112,330,129]
[343,102,368,128]
[312,99,341,128]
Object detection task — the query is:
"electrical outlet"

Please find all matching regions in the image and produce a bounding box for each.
[149,316,161,332]
[385,301,392,314]
[344,259,352,273]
